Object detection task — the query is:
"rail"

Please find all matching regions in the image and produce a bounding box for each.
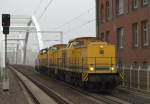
[58,80,128,104]
[10,66,71,104]
[10,67,41,104]
[13,65,129,104]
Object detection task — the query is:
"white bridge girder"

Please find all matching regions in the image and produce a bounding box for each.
[22,16,44,64]
[0,15,44,91]
[0,15,44,67]
[1,15,63,66]
[32,16,44,49]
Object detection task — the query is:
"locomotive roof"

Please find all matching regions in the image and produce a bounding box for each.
[40,48,48,52]
[52,44,67,47]
[69,37,97,43]
[49,44,67,48]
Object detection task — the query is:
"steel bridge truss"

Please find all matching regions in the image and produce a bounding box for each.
[1,15,63,66]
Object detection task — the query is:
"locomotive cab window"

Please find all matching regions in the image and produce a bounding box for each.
[56,47,59,50]
[40,52,43,55]
[67,42,71,48]
[51,47,57,51]
[69,42,74,48]
[43,50,47,54]
[72,41,84,48]
[100,49,104,54]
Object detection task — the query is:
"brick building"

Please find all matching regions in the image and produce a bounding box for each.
[96,0,150,66]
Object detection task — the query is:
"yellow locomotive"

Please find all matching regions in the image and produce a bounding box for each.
[37,48,48,72]
[36,37,121,91]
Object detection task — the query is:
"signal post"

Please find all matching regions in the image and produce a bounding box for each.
[2,14,10,91]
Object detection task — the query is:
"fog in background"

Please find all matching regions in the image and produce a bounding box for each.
[0,0,96,65]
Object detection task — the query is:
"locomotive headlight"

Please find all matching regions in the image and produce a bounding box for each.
[89,67,94,71]
[100,45,104,48]
[111,67,114,71]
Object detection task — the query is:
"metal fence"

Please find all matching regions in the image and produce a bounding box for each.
[119,64,150,92]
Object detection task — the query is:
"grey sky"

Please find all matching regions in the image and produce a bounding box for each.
[0,0,96,48]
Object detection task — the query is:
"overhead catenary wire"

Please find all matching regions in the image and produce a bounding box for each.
[38,0,54,21]
[44,40,60,41]
[33,0,44,15]
[53,6,95,30]
[65,18,96,33]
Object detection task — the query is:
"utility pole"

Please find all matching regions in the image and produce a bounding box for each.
[95,0,99,38]
[2,14,10,91]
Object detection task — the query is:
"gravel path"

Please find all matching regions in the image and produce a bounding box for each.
[0,69,29,104]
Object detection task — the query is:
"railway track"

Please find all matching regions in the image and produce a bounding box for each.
[11,65,131,104]
[51,75,129,104]
[51,78,127,104]
[16,73,41,104]
[10,66,71,104]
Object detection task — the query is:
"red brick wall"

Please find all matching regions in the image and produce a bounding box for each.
[96,0,150,64]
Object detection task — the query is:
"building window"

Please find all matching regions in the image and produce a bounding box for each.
[133,61,138,68]
[106,31,110,42]
[116,0,124,15]
[117,27,124,48]
[142,61,148,69]
[100,32,105,41]
[97,33,101,39]
[106,1,110,20]
[132,23,139,47]
[133,0,138,9]
[100,4,104,23]
[142,0,148,5]
[141,20,148,46]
